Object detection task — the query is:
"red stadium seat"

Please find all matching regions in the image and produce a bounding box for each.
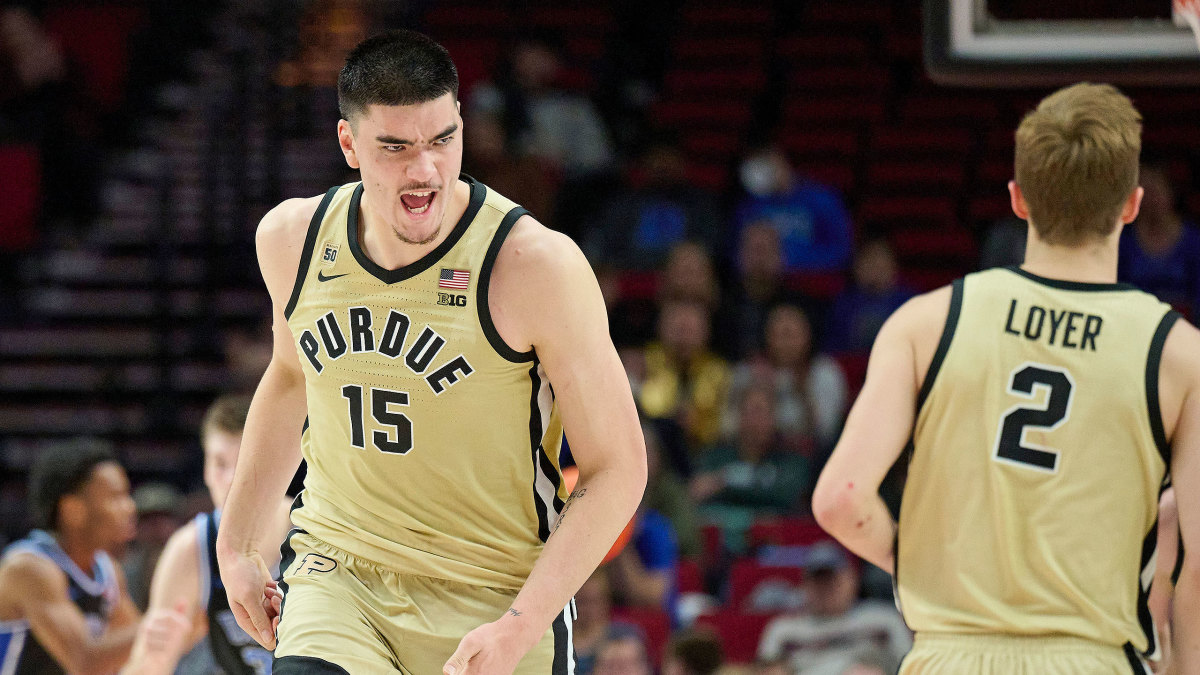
[653,100,755,128]
[791,66,891,93]
[681,130,743,162]
[857,197,957,231]
[682,6,773,30]
[44,5,143,110]
[694,610,777,663]
[677,557,704,594]
[727,558,804,612]
[899,96,1001,124]
[890,227,977,262]
[673,37,766,68]
[616,271,660,301]
[779,33,871,63]
[0,145,41,251]
[781,130,860,159]
[902,266,963,293]
[686,164,732,193]
[746,516,832,549]
[785,271,846,301]
[792,162,857,195]
[871,128,974,157]
[701,524,724,565]
[804,2,894,26]
[833,352,871,398]
[784,98,887,126]
[866,162,967,192]
[612,607,671,667]
[666,69,768,96]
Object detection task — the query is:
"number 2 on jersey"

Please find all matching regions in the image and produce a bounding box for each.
[341,384,413,454]
[993,364,1075,473]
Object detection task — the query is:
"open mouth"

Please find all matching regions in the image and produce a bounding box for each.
[400,190,437,215]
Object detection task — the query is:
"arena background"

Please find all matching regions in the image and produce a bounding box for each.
[1,0,1197,670]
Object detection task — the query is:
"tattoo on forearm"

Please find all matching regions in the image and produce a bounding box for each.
[554,488,587,532]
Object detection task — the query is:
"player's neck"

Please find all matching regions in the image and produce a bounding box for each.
[359,179,468,269]
[53,530,97,576]
[1021,231,1119,285]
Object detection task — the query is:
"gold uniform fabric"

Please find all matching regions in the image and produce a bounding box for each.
[274,530,572,673]
[283,176,566,590]
[900,633,1145,675]
[897,266,1178,666]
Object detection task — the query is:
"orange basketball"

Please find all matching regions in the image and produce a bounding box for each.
[561,465,635,563]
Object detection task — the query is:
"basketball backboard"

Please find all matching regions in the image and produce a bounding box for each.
[925,0,1200,85]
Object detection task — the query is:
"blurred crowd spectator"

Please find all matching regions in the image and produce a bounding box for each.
[1118,164,1200,320]
[733,145,854,276]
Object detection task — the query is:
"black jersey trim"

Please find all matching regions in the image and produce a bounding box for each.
[284,186,339,320]
[1006,265,1140,292]
[1173,526,1185,585]
[276,493,307,628]
[552,607,571,675]
[528,360,552,542]
[915,277,964,413]
[478,206,535,363]
[204,511,220,599]
[273,655,351,674]
[1147,310,1182,466]
[1136,490,1165,661]
[346,174,485,285]
[1125,642,1151,674]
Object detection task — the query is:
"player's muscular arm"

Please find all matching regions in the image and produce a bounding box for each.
[0,554,139,675]
[217,196,315,649]
[443,217,647,675]
[812,287,951,574]
[1163,320,1200,675]
[123,523,207,675]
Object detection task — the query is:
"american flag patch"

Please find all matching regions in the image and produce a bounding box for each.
[438,268,470,290]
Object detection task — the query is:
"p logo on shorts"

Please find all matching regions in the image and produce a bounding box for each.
[295,553,337,576]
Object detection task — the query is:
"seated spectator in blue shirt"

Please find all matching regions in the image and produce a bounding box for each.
[825,238,914,354]
[609,507,680,624]
[584,137,722,271]
[734,144,853,275]
[1118,165,1200,320]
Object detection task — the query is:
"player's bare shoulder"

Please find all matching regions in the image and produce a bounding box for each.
[0,551,67,615]
[256,196,323,251]
[255,195,326,300]
[882,284,954,343]
[489,215,601,350]
[497,216,587,275]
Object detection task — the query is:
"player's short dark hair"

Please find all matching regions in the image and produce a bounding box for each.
[28,440,118,530]
[338,29,459,123]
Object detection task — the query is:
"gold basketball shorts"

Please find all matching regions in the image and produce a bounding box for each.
[273,530,574,674]
[900,633,1151,675]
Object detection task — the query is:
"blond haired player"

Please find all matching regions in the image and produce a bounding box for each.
[813,82,1200,674]
[216,29,646,675]
[123,394,292,674]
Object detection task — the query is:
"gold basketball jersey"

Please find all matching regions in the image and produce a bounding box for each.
[284,176,566,589]
[897,266,1181,656]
